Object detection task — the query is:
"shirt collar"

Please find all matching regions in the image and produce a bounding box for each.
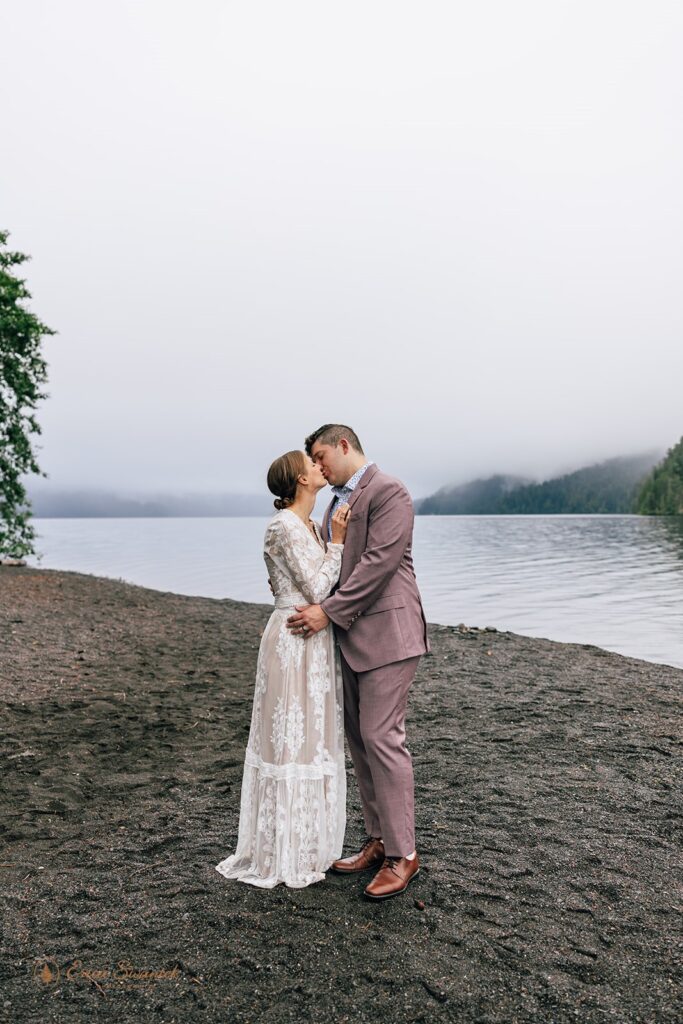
[331,461,373,497]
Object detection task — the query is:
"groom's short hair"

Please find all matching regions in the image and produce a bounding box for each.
[305,424,364,456]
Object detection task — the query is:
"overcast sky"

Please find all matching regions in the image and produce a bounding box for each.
[3,0,682,500]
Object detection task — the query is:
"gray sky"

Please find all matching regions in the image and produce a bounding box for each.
[3,0,682,499]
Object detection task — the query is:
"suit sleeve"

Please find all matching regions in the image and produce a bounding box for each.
[321,481,413,628]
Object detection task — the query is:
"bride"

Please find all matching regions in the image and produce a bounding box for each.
[215,449,350,888]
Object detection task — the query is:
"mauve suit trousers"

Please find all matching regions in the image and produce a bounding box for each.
[339,649,421,858]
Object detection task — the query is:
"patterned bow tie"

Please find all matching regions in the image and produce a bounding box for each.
[331,484,352,498]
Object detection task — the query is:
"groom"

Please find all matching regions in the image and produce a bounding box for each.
[286,424,430,900]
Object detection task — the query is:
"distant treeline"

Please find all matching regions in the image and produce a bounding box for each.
[417,452,663,515]
[26,489,274,518]
[25,436,683,519]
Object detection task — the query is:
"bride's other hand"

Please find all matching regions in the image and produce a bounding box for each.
[330,503,351,544]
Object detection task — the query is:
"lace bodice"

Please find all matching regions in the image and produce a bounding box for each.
[264,509,343,606]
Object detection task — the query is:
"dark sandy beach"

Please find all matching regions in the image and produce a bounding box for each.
[1,567,681,1023]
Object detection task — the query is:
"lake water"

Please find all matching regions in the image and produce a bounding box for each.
[26,515,683,669]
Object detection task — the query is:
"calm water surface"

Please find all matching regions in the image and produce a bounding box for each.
[27,515,683,669]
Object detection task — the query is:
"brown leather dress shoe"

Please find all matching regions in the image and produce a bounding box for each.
[364,854,420,899]
[329,836,385,874]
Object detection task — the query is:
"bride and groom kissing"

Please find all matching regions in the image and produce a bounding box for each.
[216,423,430,900]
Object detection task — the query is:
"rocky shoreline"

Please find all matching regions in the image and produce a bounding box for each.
[1,567,681,1023]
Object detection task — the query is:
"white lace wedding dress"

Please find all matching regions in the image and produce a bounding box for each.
[215,508,346,888]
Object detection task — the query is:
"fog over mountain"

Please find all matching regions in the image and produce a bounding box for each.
[418,451,663,515]
[26,485,274,519]
[26,448,667,517]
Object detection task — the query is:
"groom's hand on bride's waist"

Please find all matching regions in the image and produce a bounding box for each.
[286,604,330,637]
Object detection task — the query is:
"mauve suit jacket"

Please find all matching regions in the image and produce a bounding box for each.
[320,464,430,673]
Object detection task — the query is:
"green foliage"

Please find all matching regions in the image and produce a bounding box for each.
[496,454,658,514]
[636,436,683,515]
[0,230,55,558]
[417,453,661,515]
[418,474,530,514]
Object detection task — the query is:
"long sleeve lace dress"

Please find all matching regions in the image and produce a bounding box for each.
[215,509,346,888]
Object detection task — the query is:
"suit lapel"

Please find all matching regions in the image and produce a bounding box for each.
[321,497,334,543]
[347,463,379,511]
[323,464,380,541]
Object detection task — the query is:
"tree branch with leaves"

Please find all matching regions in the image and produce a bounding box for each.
[0,230,56,560]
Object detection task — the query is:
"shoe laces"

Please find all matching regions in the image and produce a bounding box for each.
[382,856,402,874]
[361,835,382,851]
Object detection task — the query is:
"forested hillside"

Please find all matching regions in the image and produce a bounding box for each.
[417,452,660,514]
[636,437,683,515]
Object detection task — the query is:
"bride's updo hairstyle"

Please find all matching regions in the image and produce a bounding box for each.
[267,450,306,511]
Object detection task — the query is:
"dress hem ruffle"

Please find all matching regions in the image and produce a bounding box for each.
[214,857,328,889]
